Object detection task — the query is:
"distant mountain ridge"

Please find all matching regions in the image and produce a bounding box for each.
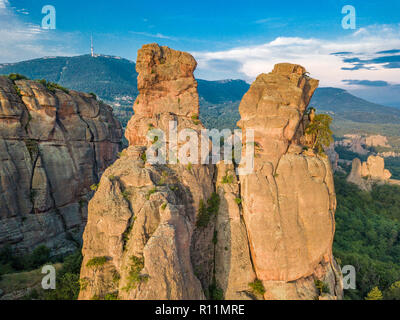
[2,54,400,130]
[311,87,400,124]
[0,55,138,100]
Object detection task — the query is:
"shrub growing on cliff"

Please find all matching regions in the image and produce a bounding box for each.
[305,113,333,155]
[221,173,234,184]
[314,279,330,295]
[36,79,69,94]
[249,279,265,296]
[86,256,108,268]
[196,193,221,228]
[88,92,97,100]
[8,73,28,81]
[146,187,157,200]
[24,139,38,160]
[123,256,149,292]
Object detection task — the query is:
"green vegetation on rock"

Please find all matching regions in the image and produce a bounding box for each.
[196,193,221,228]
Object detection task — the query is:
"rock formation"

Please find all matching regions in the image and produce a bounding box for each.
[236,64,342,299]
[0,77,122,255]
[325,143,339,172]
[347,155,392,191]
[79,44,215,300]
[79,45,342,300]
[336,134,368,155]
[365,135,390,148]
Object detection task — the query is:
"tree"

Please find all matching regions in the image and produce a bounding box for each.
[305,113,333,154]
[365,287,383,300]
[384,281,400,300]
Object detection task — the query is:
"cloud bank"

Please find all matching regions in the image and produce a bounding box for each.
[193,24,400,89]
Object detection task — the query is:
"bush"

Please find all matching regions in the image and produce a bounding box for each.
[121,190,131,201]
[88,92,97,100]
[249,279,265,296]
[384,281,400,300]
[36,79,69,94]
[86,256,108,268]
[8,73,28,81]
[0,244,51,272]
[365,287,383,300]
[221,174,234,184]
[305,112,333,154]
[104,292,119,300]
[196,193,220,228]
[315,279,330,295]
[146,187,157,200]
[29,245,51,269]
[123,256,149,292]
[209,279,224,300]
[43,272,80,300]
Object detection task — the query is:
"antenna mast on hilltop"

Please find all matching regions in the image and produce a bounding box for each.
[91,34,94,57]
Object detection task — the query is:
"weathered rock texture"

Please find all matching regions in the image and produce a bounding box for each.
[79,44,215,300]
[347,155,393,191]
[365,135,390,148]
[0,77,122,255]
[236,64,342,300]
[79,46,342,300]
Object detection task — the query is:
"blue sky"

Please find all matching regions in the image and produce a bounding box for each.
[1,0,400,106]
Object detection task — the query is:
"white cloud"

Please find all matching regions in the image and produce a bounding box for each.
[130,31,177,41]
[192,24,400,88]
[0,0,8,9]
[0,1,77,63]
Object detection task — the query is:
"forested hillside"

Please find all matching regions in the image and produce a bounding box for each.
[334,174,400,300]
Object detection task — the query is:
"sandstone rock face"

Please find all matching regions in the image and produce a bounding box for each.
[365,135,390,148]
[79,44,215,300]
[325,143,339,172]
[0,77,122,255]
[237,64,342,300]
[79,48,342,300]
[336,134,368,155]
[347,155,392,191]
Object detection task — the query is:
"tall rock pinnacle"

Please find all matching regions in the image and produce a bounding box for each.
[237,63,342,299]
[79,46,343,300]
[79,44,215,300]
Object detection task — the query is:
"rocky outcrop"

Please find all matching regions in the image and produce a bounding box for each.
[325,143,339,172]
[79,44,215,300]
[336,134,368,155]
[236,64,342,300]
[0,77,122,255]
[336,134,392,157]
[79,46,342,300]
[347,155,393,191]
[365,135,390,148]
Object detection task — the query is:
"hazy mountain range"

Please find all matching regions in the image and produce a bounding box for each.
[2,54,400,137]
